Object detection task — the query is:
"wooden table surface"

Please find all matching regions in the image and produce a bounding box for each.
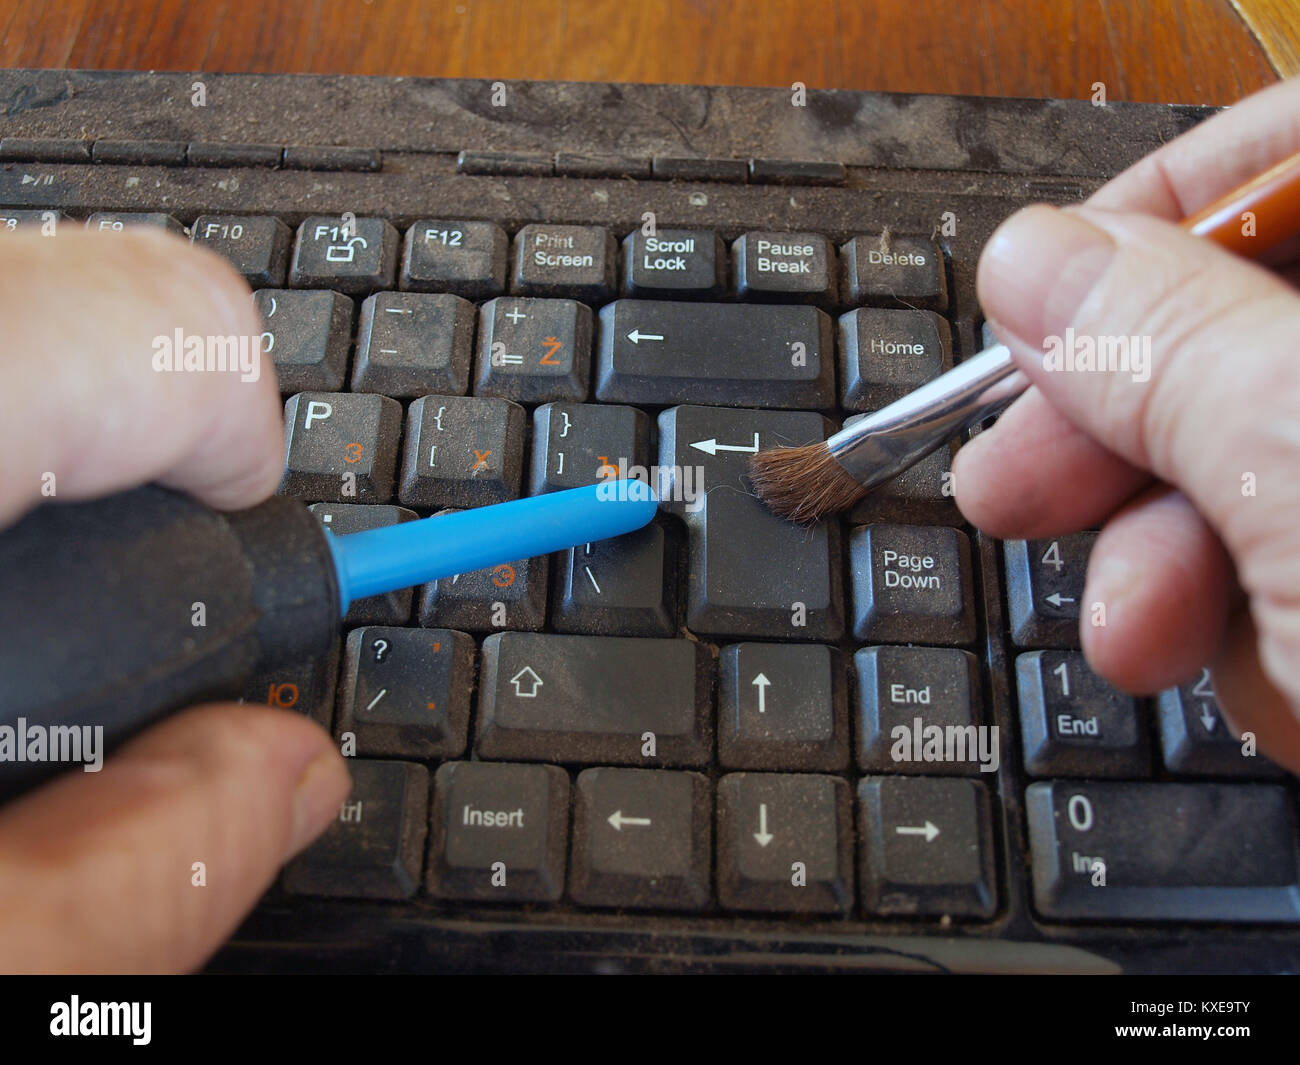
[0,0,1297,107]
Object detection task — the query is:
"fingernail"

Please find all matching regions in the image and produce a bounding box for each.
[979,205,1117,350]
[287,748,350,860]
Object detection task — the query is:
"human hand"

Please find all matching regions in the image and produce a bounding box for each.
[955,77,1300,773]
[0,227,350,972]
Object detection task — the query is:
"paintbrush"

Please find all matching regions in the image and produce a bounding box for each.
[750,146,1300,524]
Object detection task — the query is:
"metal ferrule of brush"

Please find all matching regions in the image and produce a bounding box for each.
[827,343,1029,490]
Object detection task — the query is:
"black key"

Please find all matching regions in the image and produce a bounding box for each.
[570,767,712,910]
[192,215,291,286]
[283,760,429,899]
[551,524,679,638]
[401,219,508,299]
[398,395,525,509]
[475,632,711,766]
[748,159,846,185]
[1017,650,1148,777]
[717,643,849,771]
[555,152,650,179]
[847,438,959,525]
[458,149,553,176]
[254,289,354,393]
[335,627,475,759]
[849,524,975,645]
[280,392,402,503]
[428,761,570,902]
[838,308,953,410]
[284,145,381,171]
[187,142,283,168]
[241,641,339,732]
[474,297,592,403]
[85,211,186,235]
[597,300,834,408]
[621,228,726,298]
[854,646,991,774]
[658,405,844,640]
[0,137,91,163]
[857,776,996,918]
[717,773,854,913]
[92,139,187,165]
[310,503,417,625]
[0,209,61,233]
[732,231,837,304]
[528,402,652,494]
[651,156,748,182]
[418,540,548,633]
[840,233,947,310]
[1157,668,1284,779]
[289,215,398,293]
[1026,781,1300,922]
[511,223,616,301]
[351,291,475,398]
[1004,534,1097,648]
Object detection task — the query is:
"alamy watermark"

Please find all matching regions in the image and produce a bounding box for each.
[890,719,999,773]
[0,719,104,772]
[596,458,705,512]
[151,328,265,383]
[1042,328,1150,383]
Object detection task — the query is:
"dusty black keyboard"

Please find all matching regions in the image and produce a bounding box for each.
[4,70,1299,974]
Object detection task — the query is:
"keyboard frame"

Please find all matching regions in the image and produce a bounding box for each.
[5,69,1299,974]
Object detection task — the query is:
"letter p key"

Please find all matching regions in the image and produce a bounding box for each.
[305,400,333,429]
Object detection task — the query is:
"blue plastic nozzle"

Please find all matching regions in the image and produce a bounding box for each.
[324,479,659,614]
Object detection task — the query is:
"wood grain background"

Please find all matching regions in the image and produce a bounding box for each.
[0,0,1295,106]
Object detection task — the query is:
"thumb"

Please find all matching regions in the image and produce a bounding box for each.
[974,204,1300,763]
[0,703,350,973]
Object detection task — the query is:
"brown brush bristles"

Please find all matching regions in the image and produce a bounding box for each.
[749,442,869,524]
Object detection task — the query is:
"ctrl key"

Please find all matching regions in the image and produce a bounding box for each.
[283,760,429,899]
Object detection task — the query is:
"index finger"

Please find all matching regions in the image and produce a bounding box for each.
[0,228,281,527]
[1089,77,1300,217]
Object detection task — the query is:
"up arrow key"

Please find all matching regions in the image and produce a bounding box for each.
[626,329,664,344]
[752,673,770,713]
[509,666,544,697]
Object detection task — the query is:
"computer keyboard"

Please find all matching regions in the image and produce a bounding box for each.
[4,69,1299,973]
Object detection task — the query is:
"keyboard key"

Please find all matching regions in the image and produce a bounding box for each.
[1026,781,1300,922]
[849,524,975,645]
[280,392,402,503]
[85,212,186,235]
[717,643,849,771]
[241,641,339,731]
[1017,650,1148,777]
[1157,668,1284,779]
[732,231,837,304]
[528,402,652,494]
[398,395,525,508]
[309,503,417,625]
[335,627,475,758]
[846,438,959,525]
[475,632,711,766]
[474,297,592,403]
[511,223,616,301]
[255,289,354,393]
[284,145,381,171]
[748,159,846,185]
[857,776,996,918]
[418,540,548,633]
[621,228,726,298]
[596,301,834,408]
[854,646,989,774]
[290,215,398,293]
[717,773,854,913]
[570,767,711,910]
[401,219,508,299]
[283,760,429,899]
[840,233,947,310]
[192,214,291,286]
[1004,534,1097,648]
[351,291,475,398]
[658,405,844,640]
[551,523,680,638]
[428,761,569,902]
[651,156,748,182]
[838,308,953,410]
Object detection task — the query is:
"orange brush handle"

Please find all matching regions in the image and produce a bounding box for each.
[1181,147,1300,255]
